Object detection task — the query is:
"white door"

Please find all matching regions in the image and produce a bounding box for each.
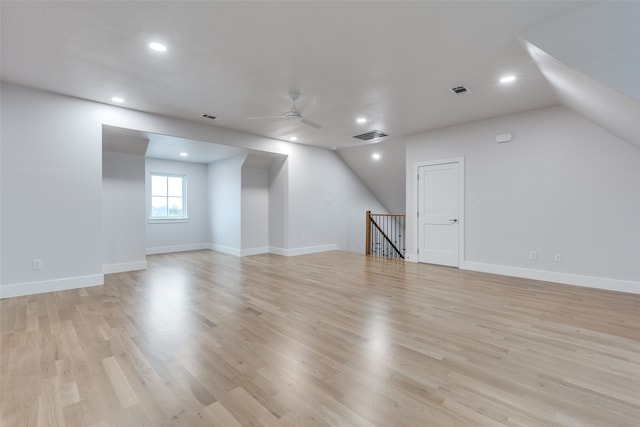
[418,162,460,267]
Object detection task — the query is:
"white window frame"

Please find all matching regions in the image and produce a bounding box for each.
[148,172,189,223]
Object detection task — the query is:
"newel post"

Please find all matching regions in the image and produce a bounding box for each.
[365,211,371,256]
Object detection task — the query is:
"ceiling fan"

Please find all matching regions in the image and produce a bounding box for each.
[244,92,323,129]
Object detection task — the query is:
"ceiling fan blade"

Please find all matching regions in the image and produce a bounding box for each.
[301,118,323,129]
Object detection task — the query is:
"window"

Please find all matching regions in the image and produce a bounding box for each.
[149,173,187,221]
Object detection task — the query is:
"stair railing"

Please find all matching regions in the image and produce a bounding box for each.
[365,211,406,259]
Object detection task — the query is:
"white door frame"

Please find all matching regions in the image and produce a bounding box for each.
[413,157,465,267]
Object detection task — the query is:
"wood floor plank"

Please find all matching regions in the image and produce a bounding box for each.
[1,250,639,426]
[100,357,139,409]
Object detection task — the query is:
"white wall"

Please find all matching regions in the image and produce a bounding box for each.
[286,143,387,254]
[1,83,388,297]
[145,158,209,254]
[208,155,245,255]
[102,151,147,273]
[406,106,640,293]
[241,167,269,255]
[268,157,288,251]
[1,84,104,297]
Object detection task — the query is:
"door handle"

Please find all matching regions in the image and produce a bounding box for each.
[449,218,458,223]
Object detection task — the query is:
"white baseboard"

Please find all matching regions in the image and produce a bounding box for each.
[240,247,269,257]
[404,253,418,263]
[209,244,242,256]
[269,244,340,257]
[0,274,104,299]
[146,243,210,255]
[212,244,339,257]
[268,246,288,256]
[461,261,640,295]
[103,260,148,274]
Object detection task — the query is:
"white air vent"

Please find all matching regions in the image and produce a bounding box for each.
[353,130,388,141]
[450,85,469,95]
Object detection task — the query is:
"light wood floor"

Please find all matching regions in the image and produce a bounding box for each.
[1,250,639,426]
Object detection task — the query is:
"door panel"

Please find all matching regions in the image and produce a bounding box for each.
[418,162,459,267]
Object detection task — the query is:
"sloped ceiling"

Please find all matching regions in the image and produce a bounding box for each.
[520,1,640,150]
[338,138,406,214]
[522,1,640,104]
[523,41,640,150]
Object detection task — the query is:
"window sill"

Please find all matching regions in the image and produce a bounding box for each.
[148,218,189,224]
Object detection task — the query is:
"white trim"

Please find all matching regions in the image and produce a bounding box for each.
[147,244,341,257]
[240,247,270,257]
[147,218,189,224]
[103,260,148,274]
[269,244,339,257]
[209,244,242,256]
[413,157,465,267]
[146,243,210,255]
[0,274,104,299]
[268,246,289,256]
[404,252,418,263]
[461,261,640,295]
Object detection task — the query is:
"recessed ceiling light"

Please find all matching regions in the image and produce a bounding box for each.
[289,136,298,142]
[179,152,188,157]
[149,42,167,52]
[372,152,381,160]
[356,117,367,124]
[111,96,124,103]
[500,75,516,84]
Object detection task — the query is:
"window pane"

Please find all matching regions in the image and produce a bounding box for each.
[167,197,183,217]
[168,176,183,197]
[149,174,186,220]
[151,175,167,196]
[152,196,168,217]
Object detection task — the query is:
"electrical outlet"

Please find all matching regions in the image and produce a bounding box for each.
[32,259,43,270]
[529,250,537,260]
[554,253,563,262]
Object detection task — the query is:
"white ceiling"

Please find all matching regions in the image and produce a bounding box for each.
[0,1,593,151]
[144,133,246,164]
[102,124,282,167]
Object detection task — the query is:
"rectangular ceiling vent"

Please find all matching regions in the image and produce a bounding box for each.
[450,85,469,95]
[353,130,388,141]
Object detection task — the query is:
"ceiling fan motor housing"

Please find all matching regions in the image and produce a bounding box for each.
[285,110,303,121]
